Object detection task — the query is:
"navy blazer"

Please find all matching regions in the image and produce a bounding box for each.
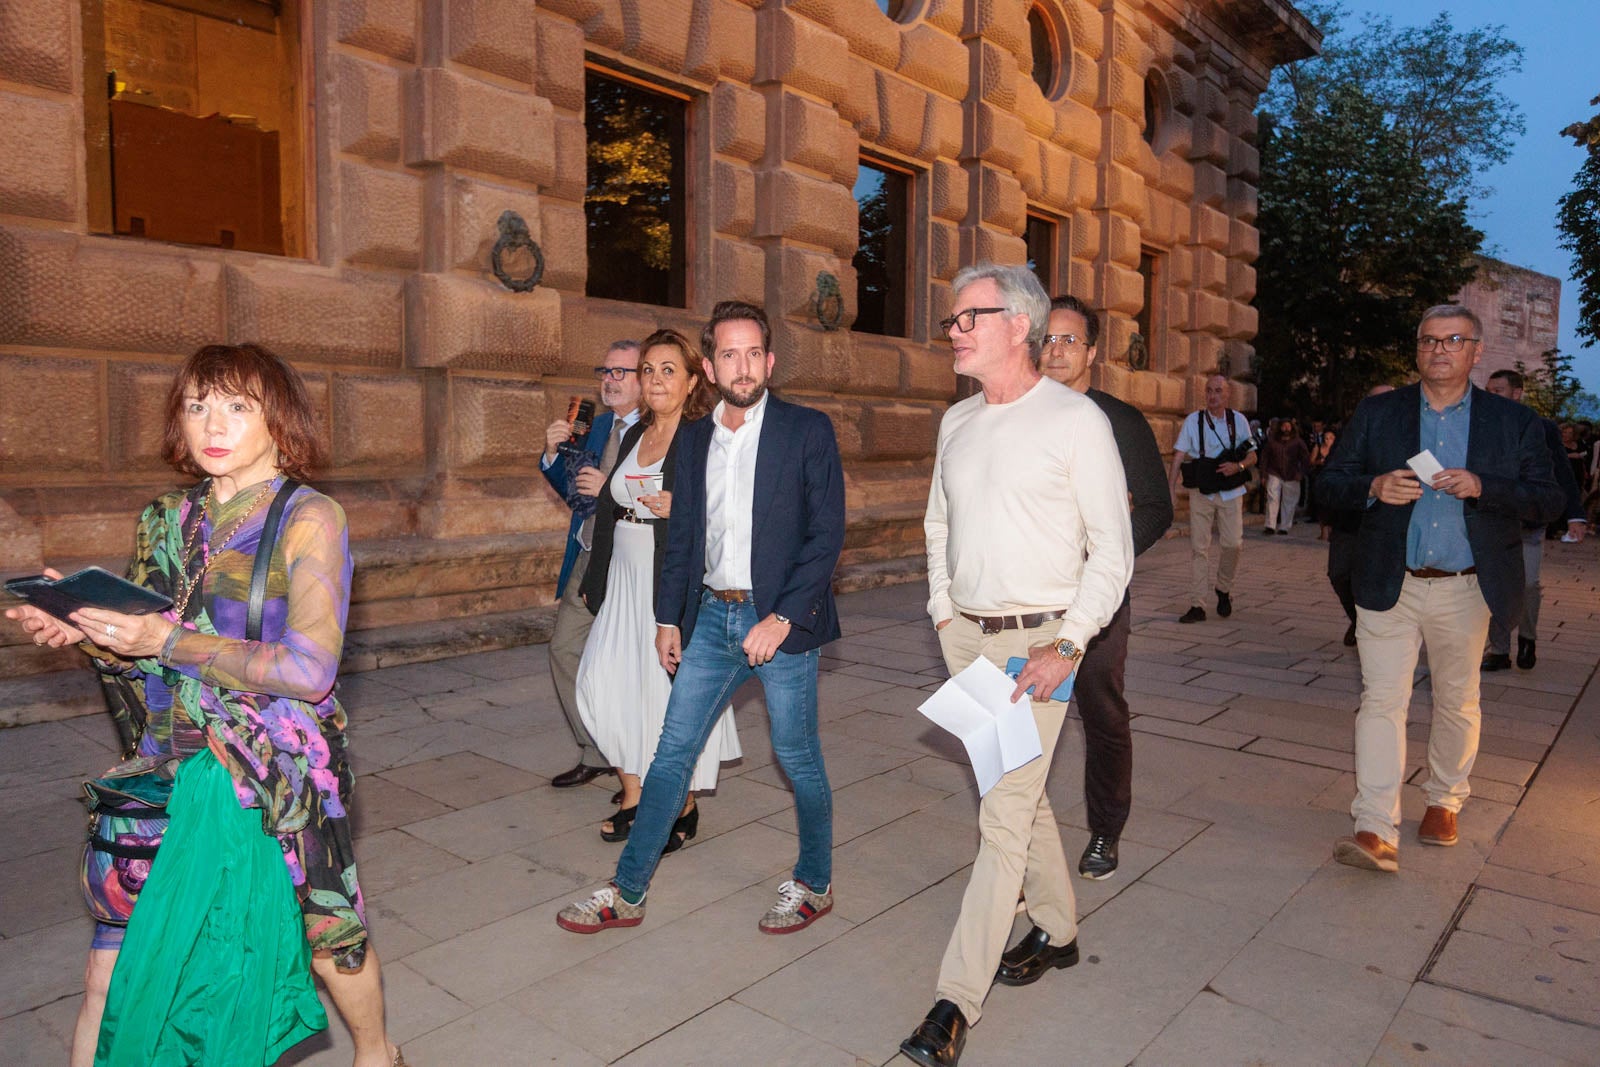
[540,409,617,599]
[1318,383,1563,624]
[579,417,684,614]
[655,394,846,654]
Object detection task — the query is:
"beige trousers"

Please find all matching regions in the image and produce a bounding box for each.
[1352,573,1490,845]
[933,613,1078,1025]
[548,549,604,767]
[1188,490,1244,606]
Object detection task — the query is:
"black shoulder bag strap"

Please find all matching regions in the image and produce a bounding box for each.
[247,479,302,641]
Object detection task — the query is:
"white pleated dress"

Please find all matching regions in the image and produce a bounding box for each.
[576,441,740,791]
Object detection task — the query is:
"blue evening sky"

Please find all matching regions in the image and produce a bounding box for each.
[1342,0,1598,391]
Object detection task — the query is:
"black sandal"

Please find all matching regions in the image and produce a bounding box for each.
[661,804,700,855]
[601,805,637,842]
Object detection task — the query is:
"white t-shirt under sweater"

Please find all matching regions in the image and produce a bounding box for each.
[924,375,1134,650]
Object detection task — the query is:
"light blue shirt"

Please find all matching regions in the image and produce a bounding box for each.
[1406,388,1473,571]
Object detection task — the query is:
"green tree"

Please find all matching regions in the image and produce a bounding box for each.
[1557,95,1600,348]
[1515,347,1585,420]
[1252,87,1482,417]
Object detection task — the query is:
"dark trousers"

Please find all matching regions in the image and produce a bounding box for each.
[1076,593,1133,838]
[1327,526,1358,623]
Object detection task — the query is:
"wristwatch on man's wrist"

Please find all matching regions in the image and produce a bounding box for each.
[775,614,791,626]
[1052,638,1084,662]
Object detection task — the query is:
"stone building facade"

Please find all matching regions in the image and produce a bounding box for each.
[0,0,1316,682]
[1452,254,1562,388]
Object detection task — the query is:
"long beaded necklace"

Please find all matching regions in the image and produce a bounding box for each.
[171,479,275,619]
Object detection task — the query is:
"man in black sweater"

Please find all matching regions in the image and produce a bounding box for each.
[1040,295,1173,878]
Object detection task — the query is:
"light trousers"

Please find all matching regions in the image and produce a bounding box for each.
[1352,574,1490,845]
[932,613,1077,1025]
[1187,490,1243,607]
[548,549,605,768]
[1264,474,1301,531]
[1486,529,1543,654]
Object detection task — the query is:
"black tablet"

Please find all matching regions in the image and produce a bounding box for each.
[5,566,172,622]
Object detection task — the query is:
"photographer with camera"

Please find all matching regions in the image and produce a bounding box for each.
[1167,374,1257,623]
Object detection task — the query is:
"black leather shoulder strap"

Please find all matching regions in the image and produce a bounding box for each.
[247,479,301,642]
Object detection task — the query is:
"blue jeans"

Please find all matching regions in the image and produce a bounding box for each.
[614,593,833,897]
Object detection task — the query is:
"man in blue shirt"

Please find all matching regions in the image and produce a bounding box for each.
[1318,305,1563,872]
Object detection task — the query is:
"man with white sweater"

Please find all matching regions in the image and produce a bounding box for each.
[899,264,1134,1067]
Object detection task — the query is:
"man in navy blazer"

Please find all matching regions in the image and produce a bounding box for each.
[540,340,641,789]
[1319,304,1563,873]
[557,300,846,937]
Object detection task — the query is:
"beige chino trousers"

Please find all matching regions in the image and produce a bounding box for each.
[932,612,1078,1025]
[1352,573,1490,845]
[1187,490,1244,607]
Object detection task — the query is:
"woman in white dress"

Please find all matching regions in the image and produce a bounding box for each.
[576,328,740,850]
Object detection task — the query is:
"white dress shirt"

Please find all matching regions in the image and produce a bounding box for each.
[703,392,768,591]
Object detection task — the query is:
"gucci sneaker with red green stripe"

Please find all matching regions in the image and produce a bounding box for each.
[758,879,832,934]
[555,884,646,933]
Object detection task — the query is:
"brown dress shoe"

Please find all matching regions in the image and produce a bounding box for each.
[1333,831,1398,872]
[1418,806,1458,846]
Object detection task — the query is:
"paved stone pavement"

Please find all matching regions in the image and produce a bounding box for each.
[3,529,1599,1065]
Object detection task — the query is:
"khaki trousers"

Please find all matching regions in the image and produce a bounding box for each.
[1352,574,1490,845]
[933,613,1077,1025]
[548,549,605,767]
[1188,490,1243,607]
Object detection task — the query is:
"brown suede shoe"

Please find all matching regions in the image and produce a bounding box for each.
[1333,831,1398,872]
[1418,806,1458,846]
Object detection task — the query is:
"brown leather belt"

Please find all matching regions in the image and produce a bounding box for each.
[959,609,1067,636]
[1406,566,1476,578]
[707,588,752,603]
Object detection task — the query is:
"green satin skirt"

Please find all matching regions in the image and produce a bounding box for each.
[95,747,328,1066]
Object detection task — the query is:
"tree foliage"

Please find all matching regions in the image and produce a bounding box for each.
[1253,87,1482,418]
[1557,95,1600,348]
[1515,347,1586,420]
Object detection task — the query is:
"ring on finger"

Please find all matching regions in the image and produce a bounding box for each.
[107,624,118,638]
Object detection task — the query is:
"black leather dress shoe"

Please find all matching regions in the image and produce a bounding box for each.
[1480,653,1512,672]
[1517,637,1537,670]
[551,764,610,788]
[994,925,1080,986]
[1178,606,1206,624]
[1215,589,1233,617]
[899,1000,967,1067]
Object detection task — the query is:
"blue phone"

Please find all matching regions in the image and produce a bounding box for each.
[1004,657,1075,702]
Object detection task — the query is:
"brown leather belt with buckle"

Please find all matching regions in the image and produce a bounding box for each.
[707,588,752,603]
[1405,566,1476,579]
[959,609,1068,635]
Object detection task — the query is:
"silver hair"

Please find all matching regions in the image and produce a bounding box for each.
[951,262,1050,356]
[1417,304,1482,337]
[607,339,641,355]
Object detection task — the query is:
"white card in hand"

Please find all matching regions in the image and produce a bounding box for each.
[1407,449,1444,485]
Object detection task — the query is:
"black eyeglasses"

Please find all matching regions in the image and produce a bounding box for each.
[938,307,1007,334]
[1042,333,1087,348]
[1415,335,1479,353]
[593,366,639,381]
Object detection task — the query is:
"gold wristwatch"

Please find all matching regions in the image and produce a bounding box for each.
[1052,638,1084,662]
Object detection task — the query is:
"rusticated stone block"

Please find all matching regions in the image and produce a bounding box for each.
[1036,142,1074,211]
[0,228,224,352]
[0,357,100,474]
[712,82,764,163]
[538,201,585,292]
[898,23,967,100]
[712,160,755,237]
[971,226,1024,269]
[1104,262,1142,314]
[783,93,842,173]
[442,174,544,275]
[1072,208,1100,259]
[862,403,938,460]
[449,376,546,469]
[974,39,1015,109]
[107,362,179,472]
[446,0,536,84]
[874,71,925,157]
[802,398,860,460]
[1163,332,1191,378]
[930,163,967,223]
[1141,194,1181,248]
[1228,178,1259,224]
[1193,204,1229,251]
[1167,247,1193,286]
[619,0,693,71]
[793,0,896,66]
[535,12,585,112]
[686,0,757,83]
[1190,333,1223,376]
[762,11,850,104]
[844,334,902,395]
[770,317,851,392]
[0,92,75,221]
[904,345,954,399]
[338,162,424,269]
[1099,163,1145,218]
[774,244,849,327]
[560,301,661,373]
[1188,116,1229,166]
[921,95,962,160]
[1228,301,1258,340]
[831,120,862,185]
[1192,290,1230,334]
[0,0,72,92]
[1067,260,1095,304]
[758,171,857,257]
[1230,220,1259,263]
[1193,247,1227,293]
[405,272,561,371]
[331,374,426,469]
[548,113,585,202]
[337,0,417,62]
[334,54,403,161]
[974,103,1025,171]
[1227,260,1256,303]
[1192,161,1226,205]
[227,263,403,365]
[407,68,554,187]
[929,218,960,280]
[1106,215,1141,267]
[711,237,764,307]
[979,168,1025,232]
[837,60,878,140]
[1230,140,1260,183]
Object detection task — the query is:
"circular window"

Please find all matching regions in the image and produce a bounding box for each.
[1028,7,1055,96]
[1143,71,1167,148]
[876,0,906,18]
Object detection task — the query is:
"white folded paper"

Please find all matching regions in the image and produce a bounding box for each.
[917,657,1044,796]
[1407,449,1444,485]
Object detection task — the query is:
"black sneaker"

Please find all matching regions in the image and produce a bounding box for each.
[1178,606,1206,624]
[1078,834,1119,880]
[1262,527,1277,536]
[1517,637,1537,670]
[1215,590,1233,618]
[1480,653,1512,672]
